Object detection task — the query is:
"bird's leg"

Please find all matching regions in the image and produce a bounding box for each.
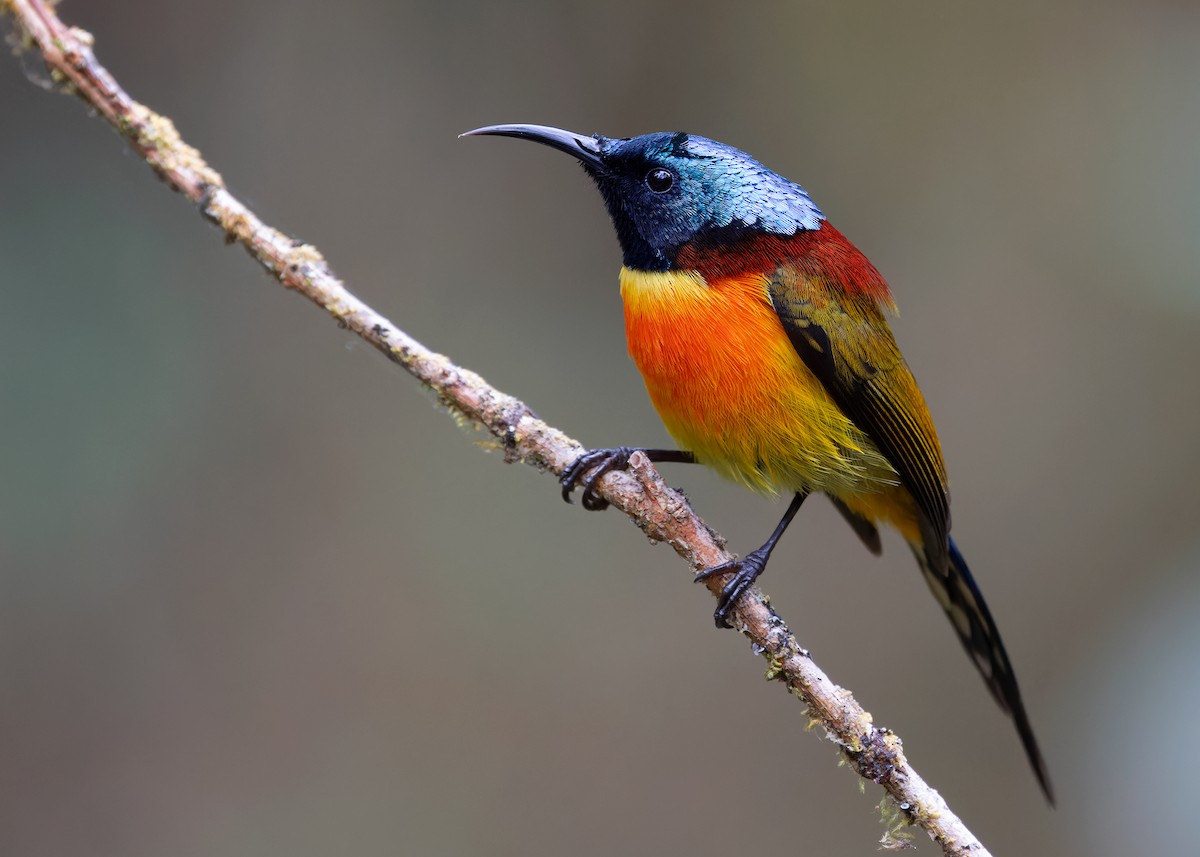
[561,447,697,510]
[695,491,809,628]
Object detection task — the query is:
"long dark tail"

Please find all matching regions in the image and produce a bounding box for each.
[914,536,1055,803]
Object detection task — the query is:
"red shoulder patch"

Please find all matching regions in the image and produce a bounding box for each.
[673,223,894,306]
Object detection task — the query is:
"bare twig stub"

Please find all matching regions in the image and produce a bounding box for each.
[2,1,994,854]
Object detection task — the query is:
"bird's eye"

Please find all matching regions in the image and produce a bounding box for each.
[645,168,675,193]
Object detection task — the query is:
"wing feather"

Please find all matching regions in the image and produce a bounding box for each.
[766,265,950,558]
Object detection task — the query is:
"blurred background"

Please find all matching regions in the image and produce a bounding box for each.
[2,1,1198,854]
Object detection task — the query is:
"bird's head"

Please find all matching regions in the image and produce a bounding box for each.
[462,124,825,272]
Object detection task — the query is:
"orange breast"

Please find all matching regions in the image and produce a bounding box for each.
[619,267,898,499]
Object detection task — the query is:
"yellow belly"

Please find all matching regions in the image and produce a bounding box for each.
[619,267,900,500]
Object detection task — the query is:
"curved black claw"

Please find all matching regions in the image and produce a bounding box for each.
[560,447,636,511]
[694,548,770,628]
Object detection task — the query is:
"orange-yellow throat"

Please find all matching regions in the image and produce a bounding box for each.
[619,266,901,502]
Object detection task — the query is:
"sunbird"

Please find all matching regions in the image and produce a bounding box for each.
[463,123,1052,801]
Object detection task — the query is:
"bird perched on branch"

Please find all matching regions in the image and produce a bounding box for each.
[463,123,1053,801]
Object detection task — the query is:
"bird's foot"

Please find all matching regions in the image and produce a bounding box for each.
[694,546,771,628]
[560,446,638,511]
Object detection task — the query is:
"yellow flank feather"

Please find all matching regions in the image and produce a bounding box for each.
[619,266,903,505]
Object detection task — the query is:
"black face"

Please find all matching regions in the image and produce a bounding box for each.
[581,134,701,271]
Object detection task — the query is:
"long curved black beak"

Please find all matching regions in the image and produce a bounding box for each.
[461,124,605,171]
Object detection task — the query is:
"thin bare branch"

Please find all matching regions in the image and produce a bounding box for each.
[2,2,993,853]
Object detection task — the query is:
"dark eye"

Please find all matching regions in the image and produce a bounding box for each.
[645,168,674,193]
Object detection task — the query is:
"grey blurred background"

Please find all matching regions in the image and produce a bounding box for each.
[2,1,1197,854]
